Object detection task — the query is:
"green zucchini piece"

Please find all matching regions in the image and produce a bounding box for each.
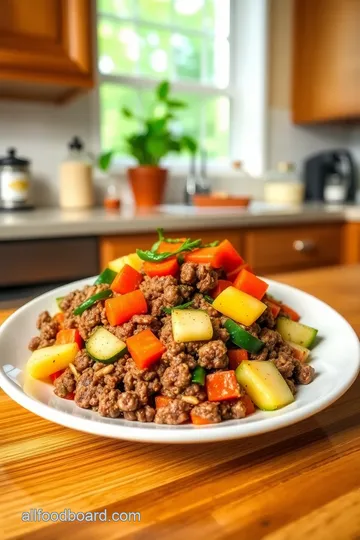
[86,327,127,364]
[276,317,318,348]
[73,289,112,316]
[94,268,117,286]
[236,360,294,411]
[224,319,264,353]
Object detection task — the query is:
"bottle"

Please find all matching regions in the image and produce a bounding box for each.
[184,154,197,205]
[198,149,211,194]
[59,136,94,209]
[264,161,304,205]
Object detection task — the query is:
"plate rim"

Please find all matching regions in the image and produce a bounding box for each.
[0,277,359,444]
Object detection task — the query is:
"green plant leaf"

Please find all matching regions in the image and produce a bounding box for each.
[146,117,168,134]
[122,106,133,118]
[98,150,114,172]
[157,80,170,101]
[126,134,148,164]
[168,139,181,153]
[146,135,169,165]
[166,99,186,108]
[181,135,198,155]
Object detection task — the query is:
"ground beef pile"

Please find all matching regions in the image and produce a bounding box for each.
[29,247,316,425]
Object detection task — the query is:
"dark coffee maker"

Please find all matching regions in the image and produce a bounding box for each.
[304,150,357,202]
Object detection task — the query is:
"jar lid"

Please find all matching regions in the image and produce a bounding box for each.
[0,147,30,166]
[68,136,84,151]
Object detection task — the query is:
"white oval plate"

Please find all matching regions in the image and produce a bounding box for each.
[0,277,359,444]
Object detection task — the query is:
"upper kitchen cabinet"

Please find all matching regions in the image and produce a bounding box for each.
[292,0,360,123]
[0,0,94,103]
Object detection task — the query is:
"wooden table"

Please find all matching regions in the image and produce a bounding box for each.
[1,265,360,540]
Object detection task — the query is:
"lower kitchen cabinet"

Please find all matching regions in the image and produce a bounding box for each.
[343,223,360,264]
[99,223,343,274]
[244,224,342,274]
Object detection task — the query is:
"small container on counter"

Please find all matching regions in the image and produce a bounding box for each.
[0,148,32,210]
[103,174,121,211]
[59,137,94,209]
[264,162,304,205]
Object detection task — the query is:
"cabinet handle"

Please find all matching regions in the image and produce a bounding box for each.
[293,239,316,252]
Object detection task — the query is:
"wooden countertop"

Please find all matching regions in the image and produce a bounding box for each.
[1,265,360,540]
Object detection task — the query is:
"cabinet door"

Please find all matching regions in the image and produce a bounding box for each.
[292,0,360,123]
[343,223,360,264]
[0,0,93,97]
[244,225,342,274]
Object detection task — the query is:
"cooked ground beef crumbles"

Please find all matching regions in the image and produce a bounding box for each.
[29,235,317,425]
[54,367,76,398]
[28,310,61,350]
[191,401,221,423]
[197,340,228,369]
[154,398,191,424]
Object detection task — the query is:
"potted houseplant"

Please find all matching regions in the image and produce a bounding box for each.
[121,80,197,208]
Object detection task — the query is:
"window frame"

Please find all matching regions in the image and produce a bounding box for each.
[95,0,235,167]
[92,0,269,176]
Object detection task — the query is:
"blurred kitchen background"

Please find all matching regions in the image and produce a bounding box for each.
[1,0,360,308]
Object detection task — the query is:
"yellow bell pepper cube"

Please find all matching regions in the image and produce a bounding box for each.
[26,343,79,380]
[108,253,142,273]
[212,286,266,326]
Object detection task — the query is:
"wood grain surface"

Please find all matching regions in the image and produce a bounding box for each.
[1,265,360,540]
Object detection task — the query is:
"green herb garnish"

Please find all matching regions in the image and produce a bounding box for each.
[201,240,220,247]
[137,237,202,262]
[150,228,195,253]
[204,295,214,304]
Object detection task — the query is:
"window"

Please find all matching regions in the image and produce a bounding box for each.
[97,0,232,163]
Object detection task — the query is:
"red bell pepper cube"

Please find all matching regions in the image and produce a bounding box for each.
[228,349,249,370]
[212,240,244,273]
[233,269,269,300]
[268,296,300,322]
[126,329,166,369]
[111,264,143,294]
[143,258,179,278]
[206,370,241,402]
[265,299,281,318]
[279,303,300,322]
[50,369,65,383]
[190,410,218,425]
[241,394,256,415]
[64,392,75,400]
[210,279,232,299]
[227,263,254,282]
[155,395,173,409]
[55,329,83,350]
[184,247,219,266]
[105,290,148,326]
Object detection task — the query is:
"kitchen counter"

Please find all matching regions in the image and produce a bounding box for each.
[1,264,360,540]
[1,203,358,241]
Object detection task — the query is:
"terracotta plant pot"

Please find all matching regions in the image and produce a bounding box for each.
[128,166,167,208]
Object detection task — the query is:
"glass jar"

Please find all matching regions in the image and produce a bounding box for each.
[264,162,304,205]
[0,148,31,208]
[59,137,94,209]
